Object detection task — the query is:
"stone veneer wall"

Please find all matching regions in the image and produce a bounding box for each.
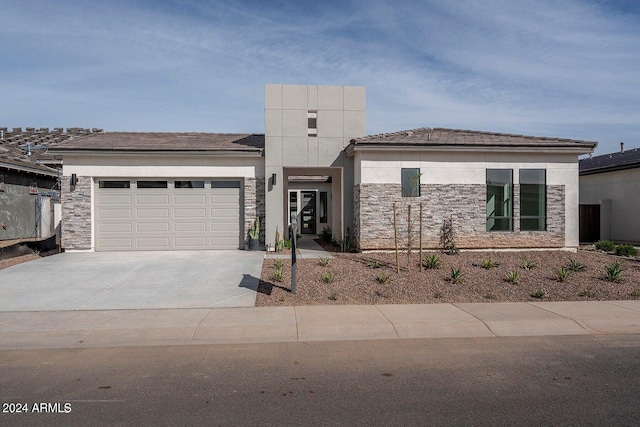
[60,175,92,250]
[354,184,565,250]
[243,177,266,249]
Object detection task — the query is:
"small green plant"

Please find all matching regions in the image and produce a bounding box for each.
[604,261,624,283]
[422,254,442,269]
[481,258,497,270]
[283,238,292,249]
[321,271,336,284]
[555,267,571,282]
[376,273,390,284]
[531,289,548,299]
[248,217,260,240]
[321,226,332,243]
[579,289,597,298]
[328,292,338,301]
[615,244,638,257]
[274,227,282,252]
[449,267,464,284]
[367,259,381,269]
[505,270,521,284]
[484,292,497,300]
[630,289,640,297]
[595,240,615,252]
[522,259,536,270]
[273,259,284,269]
[566,259,586,272]
[434,291,444,299]
[272,267,284,282]
[319,257,331,267]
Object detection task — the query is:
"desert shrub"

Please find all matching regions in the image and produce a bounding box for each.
[367,260,381,269]
[321,271,336,283]
[505,270,521,284]
[328,292,338,301]
[522,259,536,270]
[615,244,638,257]
[321,226,332,243]
[555,267,571,282]
[422,254,442,269]
[595,240,615,252]
[566,259,586,272]
[449,267,464,284]
[319,258,331,267]
[604,261,624,283]
[273,259,284,269]
[531,289,548,299]
[481,258,497,270]
[375,273,390,284]
[272,267,284,282]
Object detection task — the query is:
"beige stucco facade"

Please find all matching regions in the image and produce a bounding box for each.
[580,168,640,243]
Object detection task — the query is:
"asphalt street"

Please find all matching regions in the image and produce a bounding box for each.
[2,334,639,426]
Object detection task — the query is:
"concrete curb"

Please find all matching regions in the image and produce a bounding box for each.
[1,300,639,350]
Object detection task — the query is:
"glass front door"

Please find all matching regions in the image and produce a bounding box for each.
[300,191,317,235]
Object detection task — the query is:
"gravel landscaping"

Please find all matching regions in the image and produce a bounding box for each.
[256,243,640,306]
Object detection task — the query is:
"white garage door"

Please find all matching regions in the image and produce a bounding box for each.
[95,179,242,251]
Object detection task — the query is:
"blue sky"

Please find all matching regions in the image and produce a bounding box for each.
[2,0,639,155]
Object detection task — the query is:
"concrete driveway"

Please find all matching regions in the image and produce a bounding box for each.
[0,251,264,311]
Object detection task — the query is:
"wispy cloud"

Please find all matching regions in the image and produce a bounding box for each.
[1,0,638,153]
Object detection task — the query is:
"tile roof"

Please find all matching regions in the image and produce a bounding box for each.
[349,127,597,150]
[0,127,98,176]
[579,146,640,175]
[52,132,265,153]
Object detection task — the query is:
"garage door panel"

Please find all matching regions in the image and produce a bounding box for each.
[99,195,133,204]
[136,208,170,219]
[174,208,207,218]
[174,237,207,247]
[174,194,207,204]
[99,238,133,249]
[96,178,242,251]
[137,237,171,248]
[137,194,170,205]
[174,222,207,232]
[98,223,133,233]
[136,222,170,232]
[98,209,133,220]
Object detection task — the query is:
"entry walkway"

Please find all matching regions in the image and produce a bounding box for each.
[1,300,639,350]
[265,235,333,260]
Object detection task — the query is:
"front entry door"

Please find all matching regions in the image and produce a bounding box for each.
[300,191,317,234]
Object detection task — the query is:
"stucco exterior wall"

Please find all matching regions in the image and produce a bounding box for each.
[580,168,640,243]
[264,84,365,247]
[353,150,576,249]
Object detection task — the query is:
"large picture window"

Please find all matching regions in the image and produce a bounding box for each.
[401,168,421,197]
[520,169,546,231]
[486,169,513,231]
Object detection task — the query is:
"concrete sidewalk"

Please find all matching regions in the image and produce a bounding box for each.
[1,300,639,350]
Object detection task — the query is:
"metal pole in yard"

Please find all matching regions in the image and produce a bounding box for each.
[393,203,399,274]
[419,203,423,272]
[291,217,297,294]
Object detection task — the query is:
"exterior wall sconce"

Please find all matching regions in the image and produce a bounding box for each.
[70,173,78,188]
[271,173,277,186]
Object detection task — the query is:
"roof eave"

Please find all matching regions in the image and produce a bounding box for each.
[0,161,59,177]
[346,143,596,156]
[48,148,264,157]
[580,162,640,175]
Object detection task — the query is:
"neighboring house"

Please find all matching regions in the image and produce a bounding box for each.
[579,144,640,244]
[0,127,93,245]
[49,84,596,253]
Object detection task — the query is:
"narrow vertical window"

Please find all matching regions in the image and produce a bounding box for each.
[401,168,421,197]
[307,111,317,136]
[486,169,513,231]
[319,192,328,223]
[520,169,546,231]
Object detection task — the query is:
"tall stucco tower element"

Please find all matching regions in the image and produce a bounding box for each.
[264,84,366,248]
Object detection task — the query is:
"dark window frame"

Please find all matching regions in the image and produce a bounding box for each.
[519,169,547,231]
[486,169,513,232]
[401,168,421,197]
[99,180,131,189]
